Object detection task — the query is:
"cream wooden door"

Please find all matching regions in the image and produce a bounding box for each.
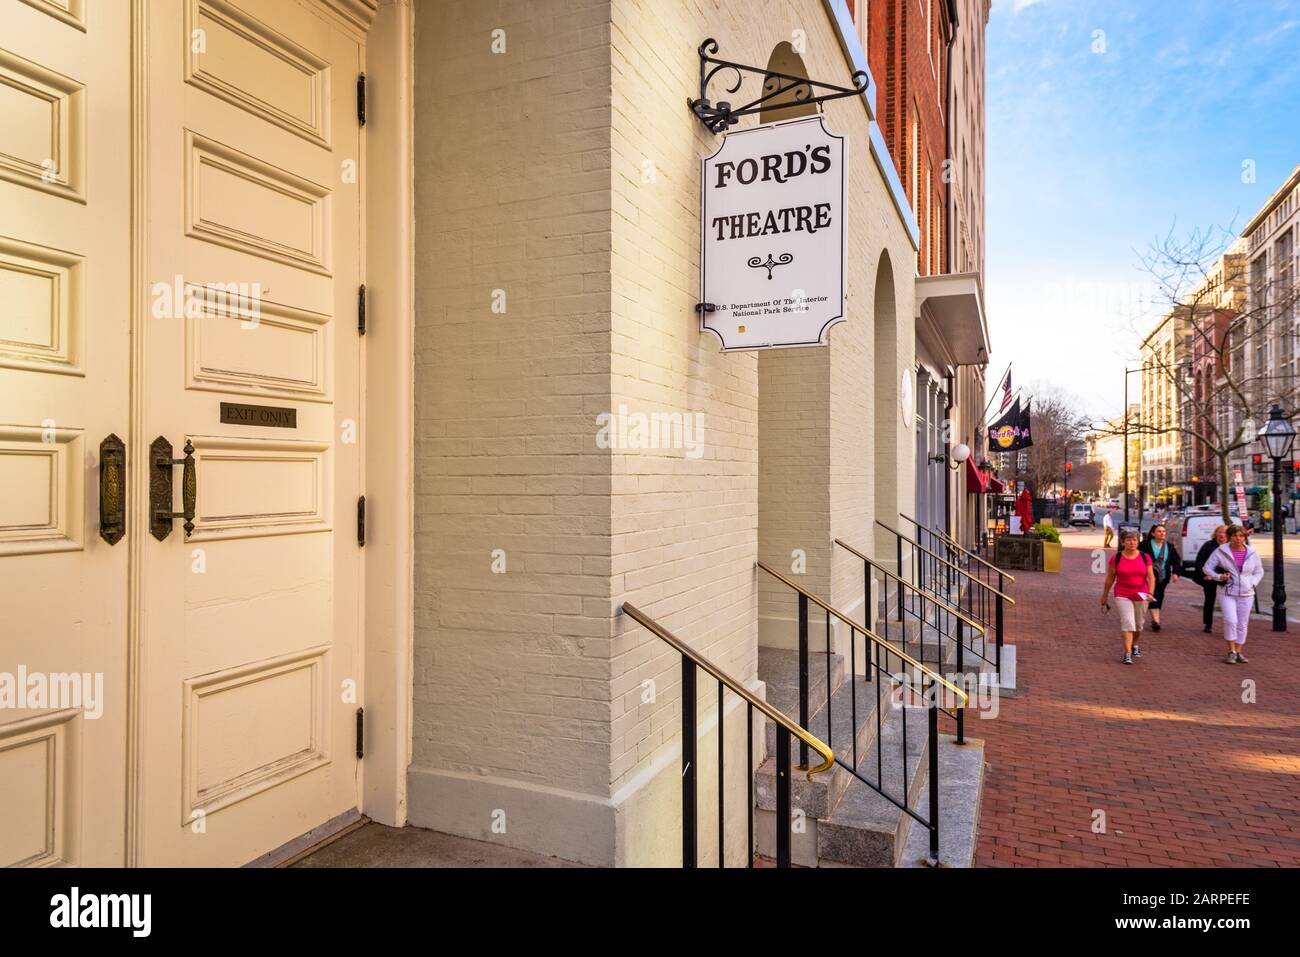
[0,0,131,868]
[137,0,363,866]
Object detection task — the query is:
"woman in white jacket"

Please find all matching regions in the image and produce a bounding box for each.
[1203,525,1264,664]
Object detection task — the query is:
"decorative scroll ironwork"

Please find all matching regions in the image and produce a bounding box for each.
[747,252,793,280]
[687,38,868,134]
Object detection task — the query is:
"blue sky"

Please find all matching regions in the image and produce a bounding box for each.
[984,0,1300,420]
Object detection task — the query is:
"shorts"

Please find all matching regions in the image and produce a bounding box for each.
[1113,597,1147,633]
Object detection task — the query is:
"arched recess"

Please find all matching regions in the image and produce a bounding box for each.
[759,43,818,123]
[873,249,900,531]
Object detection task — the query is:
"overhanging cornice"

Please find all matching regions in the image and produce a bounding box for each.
[915,272,990,366]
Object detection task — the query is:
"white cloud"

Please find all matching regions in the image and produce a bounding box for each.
[1013,0,1044,12]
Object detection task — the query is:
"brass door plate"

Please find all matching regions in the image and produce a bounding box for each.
[220,402,296,428]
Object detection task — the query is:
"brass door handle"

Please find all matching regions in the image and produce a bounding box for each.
[150,436,197,540]
[99,434,126,545]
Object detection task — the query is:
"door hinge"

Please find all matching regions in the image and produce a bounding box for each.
[355,707,365,759]
[357,495,366,546]
[357,73,366,126]
[358,283,367,335]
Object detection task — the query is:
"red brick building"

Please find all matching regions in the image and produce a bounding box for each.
[851,0,954,276]
[1190,308,1233,502]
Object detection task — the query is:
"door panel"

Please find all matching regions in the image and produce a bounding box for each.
[139,0,362,866]
[0,0,130,866]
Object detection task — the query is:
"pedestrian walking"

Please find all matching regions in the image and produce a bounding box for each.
[1100,527,1156,665]
[1102,509,1114,548]
[1193,524,1228,633]
[1139,523,1181,632]
[1203,525,1265,664]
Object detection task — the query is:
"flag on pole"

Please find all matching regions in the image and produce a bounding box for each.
[998,370,1013,413]
[988,398,1034,453]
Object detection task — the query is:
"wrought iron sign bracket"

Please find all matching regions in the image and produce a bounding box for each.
[687,38,868,134]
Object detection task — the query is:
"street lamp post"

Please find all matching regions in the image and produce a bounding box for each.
[1258,404,1296,632]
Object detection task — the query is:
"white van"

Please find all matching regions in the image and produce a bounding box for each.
[1168,508,1247,573]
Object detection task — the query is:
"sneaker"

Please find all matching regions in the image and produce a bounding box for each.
[1133,645,1142,658]
[1235,651,1249,663]
[1203,624,1212,633]
[1225,653,1237,664]
[1123,654,1133,665]
[1152,622,1161,632]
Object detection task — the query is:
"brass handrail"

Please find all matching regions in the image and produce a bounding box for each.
[899,512,1016,583]
[875,520,1016,605]
[756,562,969,705]
[622,602,834,778]
[832,538,986,639]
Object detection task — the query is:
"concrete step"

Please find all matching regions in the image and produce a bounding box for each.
[993,643,1018,697]
[755,674,882,819]
[899,735,986,867]
[757,647,843,724]
[814,701,929,867]
[888,624,954,674]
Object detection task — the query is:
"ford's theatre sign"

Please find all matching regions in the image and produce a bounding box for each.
[699,114,847,351]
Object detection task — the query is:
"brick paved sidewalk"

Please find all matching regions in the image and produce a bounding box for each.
[973,535,1300,867]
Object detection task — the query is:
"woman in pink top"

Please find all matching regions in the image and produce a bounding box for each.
[1100,528,1155,665]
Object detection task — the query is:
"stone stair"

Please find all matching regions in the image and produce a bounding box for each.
[753,645,986,868]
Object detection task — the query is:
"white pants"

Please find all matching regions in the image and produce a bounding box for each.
[1218,593,1254,646]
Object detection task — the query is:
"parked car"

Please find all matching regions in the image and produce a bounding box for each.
[1069,503,1095,526]
[1167,508,1248,573]
[1107,498,1120,508]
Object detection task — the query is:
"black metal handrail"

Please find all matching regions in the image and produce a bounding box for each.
[622,602,833,868]
[900,516,1007,637]
[875,519,1015,675]
[899,513,1015,587]
[756,562,967,863]
[834,537,995,723]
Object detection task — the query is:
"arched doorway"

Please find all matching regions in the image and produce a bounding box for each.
[759,43,817,123]
[873,249,900,530]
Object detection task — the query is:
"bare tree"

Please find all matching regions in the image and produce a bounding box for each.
[1068,460,1104,498]
[1095,225,1300,524]
[1017,385,1092,499]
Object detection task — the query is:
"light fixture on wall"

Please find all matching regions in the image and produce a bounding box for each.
[929,443,971,471]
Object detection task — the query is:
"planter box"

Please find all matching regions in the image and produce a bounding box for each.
[1041,540,1062,573]
[994,534,1043,571]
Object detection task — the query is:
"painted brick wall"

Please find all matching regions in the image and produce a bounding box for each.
[607,0,765,792]
[412,0,617,796]
[608,0,918,783]
[411,0,920,860]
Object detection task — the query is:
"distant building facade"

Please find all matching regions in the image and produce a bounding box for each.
[1224,167,1300,497]
[1086,404,1140,500]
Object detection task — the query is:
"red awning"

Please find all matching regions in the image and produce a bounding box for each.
[965,457,988,494]
[988,477,1007,494]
